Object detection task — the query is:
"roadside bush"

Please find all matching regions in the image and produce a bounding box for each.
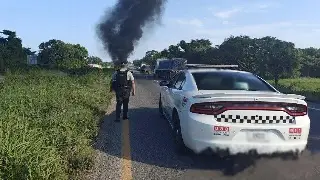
[268,78,320,101]
[0,68,113,179]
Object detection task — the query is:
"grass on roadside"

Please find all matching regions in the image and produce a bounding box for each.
[0,67,113,180]
[268,78,320,101]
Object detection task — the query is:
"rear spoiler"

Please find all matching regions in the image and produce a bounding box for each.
[184,64,238,70]
[192,93,306,100]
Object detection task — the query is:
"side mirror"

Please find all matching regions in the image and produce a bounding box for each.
[159,80,169,86]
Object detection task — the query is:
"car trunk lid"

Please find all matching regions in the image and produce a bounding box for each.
[192,90,305,104]
[189,90,307,124]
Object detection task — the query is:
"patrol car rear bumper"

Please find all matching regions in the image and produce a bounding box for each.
[188,138,307,156]
[180,111,310,156]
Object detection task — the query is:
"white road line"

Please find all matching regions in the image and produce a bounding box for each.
[308,107,320,111]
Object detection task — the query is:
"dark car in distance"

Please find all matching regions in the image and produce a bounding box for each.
[153,58,187,80]
[140,65,152,74]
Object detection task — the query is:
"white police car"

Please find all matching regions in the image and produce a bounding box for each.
[158,64,310,157]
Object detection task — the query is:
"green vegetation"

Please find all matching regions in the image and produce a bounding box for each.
[0,30,31,72]
[0,29,108,73]
[0,67,113,179]
[135,36,320,99]
[268,78,320,101]
[0,29,114,179]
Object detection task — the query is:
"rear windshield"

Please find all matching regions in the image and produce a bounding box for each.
[191,71,276,92]
[172,59,187,69]
[158,61,172,69]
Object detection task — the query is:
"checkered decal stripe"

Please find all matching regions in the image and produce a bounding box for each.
[214,114,295,124]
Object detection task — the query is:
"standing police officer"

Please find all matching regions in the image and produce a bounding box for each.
[110,62,136,122]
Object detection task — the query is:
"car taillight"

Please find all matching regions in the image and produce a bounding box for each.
[284,104,307,116]
[190,102,224,115]
[189,101,308,116]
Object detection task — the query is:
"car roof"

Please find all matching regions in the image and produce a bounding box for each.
[185,68,252,74]
[158,59,170,62]
[157,58,170,61]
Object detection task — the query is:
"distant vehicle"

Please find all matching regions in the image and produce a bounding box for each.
[154,58,187,80]
[88,63,103,69]
[158,64,310,158]
[140,63,146,69]
[127,66,134,74]
[140,65,152,74]
[144,65,152,74]
[127,64,135,69]
[139,64,145,72]
[137,63,146,71]
[153,58,168,74]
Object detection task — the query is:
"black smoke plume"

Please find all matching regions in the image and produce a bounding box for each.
[97,0,167,64]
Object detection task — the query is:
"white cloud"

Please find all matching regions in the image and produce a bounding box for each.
[256,2,280,9]
[171,18,204,27]
[213,8,242,19]
[222,21,229,25]
[245,2,280,13]
[210,2,280,19]
[257,4,270,9]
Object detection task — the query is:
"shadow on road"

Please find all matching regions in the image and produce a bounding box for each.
[93,104,320,177]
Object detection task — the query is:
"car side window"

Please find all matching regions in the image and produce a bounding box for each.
[179,77,186,89]
[168,72,181,87]
[173,73,186,89]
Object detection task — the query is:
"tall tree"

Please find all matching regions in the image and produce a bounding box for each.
[0,30,26,72]
[136,36,320,80]
[38,39,88,69]
[87,56,103,64]
[257,36,299,85]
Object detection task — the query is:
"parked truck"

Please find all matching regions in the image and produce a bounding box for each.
[153,58,187,80]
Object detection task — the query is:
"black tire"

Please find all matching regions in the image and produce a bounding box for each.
[159,95,164,117]
[172,112,189,155]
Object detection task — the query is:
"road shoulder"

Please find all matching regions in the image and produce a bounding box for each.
[84,96,123,180]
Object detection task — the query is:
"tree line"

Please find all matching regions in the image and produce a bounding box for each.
[133,36,320,84]
[0,29,113,73]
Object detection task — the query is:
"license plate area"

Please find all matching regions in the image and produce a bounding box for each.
[213,126,230,136]
[246,130,269,142]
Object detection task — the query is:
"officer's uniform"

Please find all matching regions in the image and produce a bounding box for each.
[111,67,134,121]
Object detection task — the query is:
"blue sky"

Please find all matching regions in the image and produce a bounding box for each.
[2,0,320,62]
